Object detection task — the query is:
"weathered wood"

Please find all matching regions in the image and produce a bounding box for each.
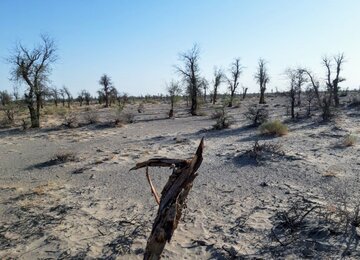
[131,138,204,260]
[145,166,160,205]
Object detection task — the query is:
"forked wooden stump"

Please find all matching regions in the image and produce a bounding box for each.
[130,138,204,260]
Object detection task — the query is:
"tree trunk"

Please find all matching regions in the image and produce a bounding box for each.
[130,138,204,260]
[190,89,197,115]
[259,88,265,104]
[291,98,295,119]
[228,92,234,107]
[242,88,248,100]
[333,84,340,107]
[28,105,39,128]
[213,88,217,104]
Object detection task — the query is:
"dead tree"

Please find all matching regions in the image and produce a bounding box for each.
[50,87,59,106]
[8,35,57,128]
[212,67,224,104]
[305,86,316,116]
[176,44,202,115]
[227,58,243,107]
[200,78,209,103]
[285,68,307,118]
[99,74,113,107]
[301,69,321,105]
[62,86,72,108]
[130,138,204,260]
[255,58,269,104]
[286,69,297,119]
[323,53,345,107]
[242,86,248,100]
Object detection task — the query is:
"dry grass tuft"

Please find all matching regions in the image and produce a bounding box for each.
[54,151,78,163]
[259,120,288,136]
[343,134,357,147]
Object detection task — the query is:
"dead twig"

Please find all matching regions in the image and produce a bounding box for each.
[146,166,160,205]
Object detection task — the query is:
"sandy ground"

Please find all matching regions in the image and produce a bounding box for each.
[0,95,360,259]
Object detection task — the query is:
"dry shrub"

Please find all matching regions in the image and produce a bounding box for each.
[55,106,68,117]
[243,141,285,164]
[245,107,269,126]
[348,96,360,108]
[114,112,135,126]
[259,120,288,136]
[137,103,145,113]
[343,134,357,147]
[212,107,234,130]
[63,113,78,128]
[21,119,30,130]
[54,151,78,163]
[84,109,99,124]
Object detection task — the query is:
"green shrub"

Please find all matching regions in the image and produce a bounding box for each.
[259,120,288,136]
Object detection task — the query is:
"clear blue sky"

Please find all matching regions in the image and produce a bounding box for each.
[0,0,359,96]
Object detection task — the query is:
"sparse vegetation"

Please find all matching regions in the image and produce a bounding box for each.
[259,120,288,136]
[212,106,234,130]
[244,106,269,126]
[54,151,78,163]
[84,108,99,124]
[63,112,79,128]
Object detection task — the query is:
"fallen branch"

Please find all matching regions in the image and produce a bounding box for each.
[131,137,204,260]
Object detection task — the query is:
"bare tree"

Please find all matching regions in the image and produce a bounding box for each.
[226,58,243,107]
[242,86,248,100]
[285,68,307,118]
[301,69,321,105]
[176,44,202,115]
[323,53,345,107]
[99,74,112,107]
[76,91,85,106]
[305,86,316,116]
[255,58,269,104]
[83,90,91,105]
[0,91,12,106]
[62,86,72,108]
[8,35,57,128]
[50,86,59,106]
[212,67,224,104]
[167,80,182,118]
[200,78,209,103]
[12,85,20,101]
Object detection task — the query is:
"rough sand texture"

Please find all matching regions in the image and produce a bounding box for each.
[1,95,360,259]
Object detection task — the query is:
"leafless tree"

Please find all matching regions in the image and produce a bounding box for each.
[8,35,57,127]
[99,74,113,107]
[226,58,243,107]
[242,86,248,100]
[305,86,316,116]
[255,58,269,104]
[50,86,59,106]
[200,78,209,103]
[83,90,91,105]
[109,86,118,106]
[167,80,182,118]
[301,69,321,105]
[285,68,307,118]
[62,86,72,108]
[212,67,224,104]
[0,91,12,106]
[323,53,345,107]
[12,85,20,101]
[175,44,202,115]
